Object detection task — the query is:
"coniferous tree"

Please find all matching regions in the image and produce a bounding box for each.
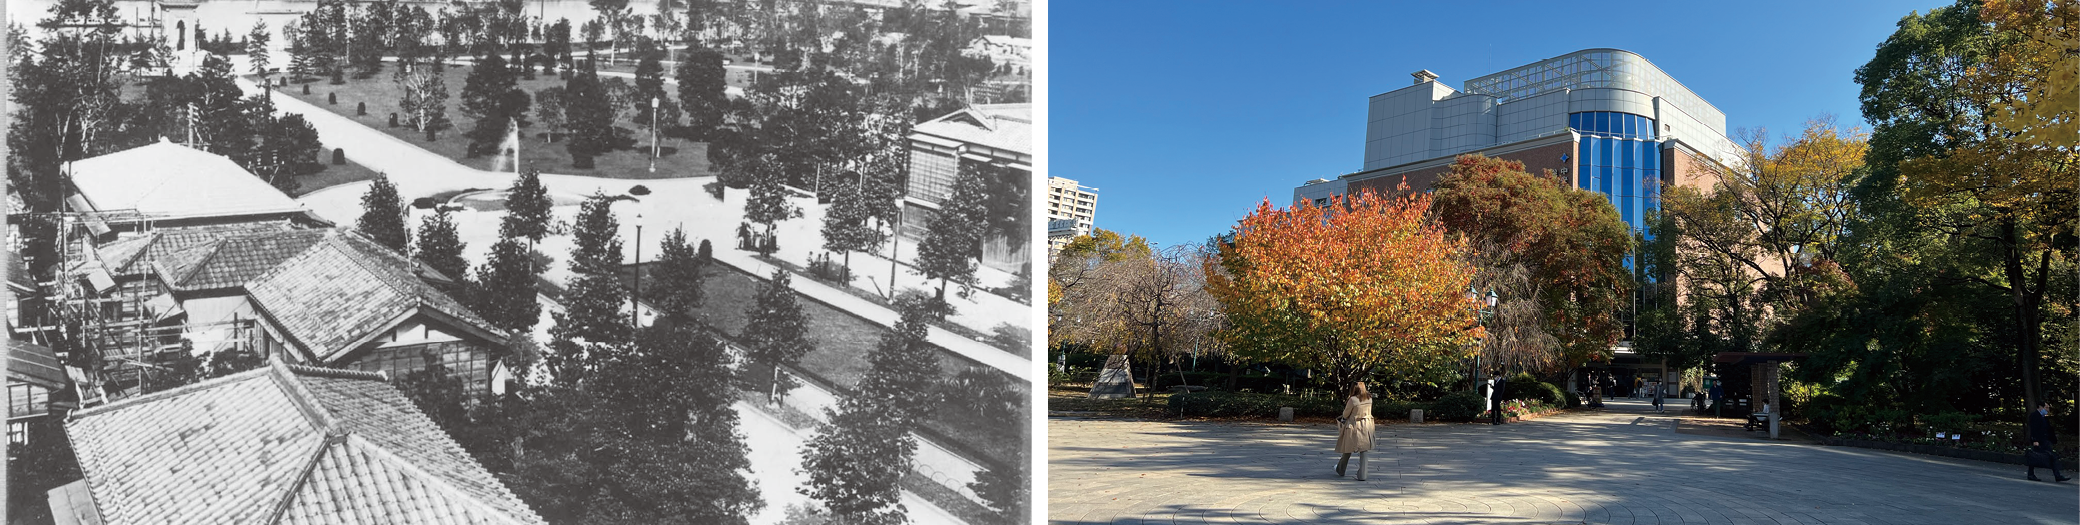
[674,46,727,139]
[460,53,532,157]
[631,37,681,135]
[915,170,989,299]
[471,235,542,334]
[740,269,811,401]
[820,173,885,273]
[357,175,411,254]
[744,168,799,255]
[569,192,624,275]
[800,295,940,525]
[415,207,469,281]
[650,227,706,316]
[564,61,619,168]
[501,168,555,241]
[247,21,273,78]
[553,193,629,345]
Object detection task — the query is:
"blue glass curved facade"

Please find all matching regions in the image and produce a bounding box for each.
[1572,112,1662,234]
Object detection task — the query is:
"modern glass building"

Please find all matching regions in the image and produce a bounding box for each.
[1295,49,1741,234]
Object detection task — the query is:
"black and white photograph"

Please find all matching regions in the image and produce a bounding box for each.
[3,0,1033,523]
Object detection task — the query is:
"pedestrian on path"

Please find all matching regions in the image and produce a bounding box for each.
[2027,401,2070,482]
[1487,371,1509,425]
[1334,381,1375,480]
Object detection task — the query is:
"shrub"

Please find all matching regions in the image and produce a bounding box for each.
[1371,399,1432,421]
[328,92,337,105]
[703,181,724,200]
[1563,391,1581,408]
[356,101,367,116]
[389,113,399,128]
[332,148,346,165]
[1169,391,1341,419]
[1432,391,1485,421]
[629,184,651,196]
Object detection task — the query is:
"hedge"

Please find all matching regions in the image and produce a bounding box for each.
[1169,391,1342,418]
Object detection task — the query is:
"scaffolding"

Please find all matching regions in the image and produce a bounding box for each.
[29,209,263,404]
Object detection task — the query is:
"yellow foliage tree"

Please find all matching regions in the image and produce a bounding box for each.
[1979,0,2078,147]
[1205,189,1484,391]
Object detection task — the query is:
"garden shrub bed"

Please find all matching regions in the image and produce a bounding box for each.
[1817,434,2080,470]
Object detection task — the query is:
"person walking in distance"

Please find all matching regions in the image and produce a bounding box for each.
[2027,401,2070,482]
[1488,371,1509,425]
[1334,381,1376,480]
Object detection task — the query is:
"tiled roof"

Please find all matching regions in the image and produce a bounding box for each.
[8,338,66,389]
[153,229,330,292]
[247,230,501,361]
[911,103,1031,156]
[90,222,297,275]
[66,139,305,221]
[63,361,544,525]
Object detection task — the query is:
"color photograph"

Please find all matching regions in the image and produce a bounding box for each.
[1046,1,2077,524]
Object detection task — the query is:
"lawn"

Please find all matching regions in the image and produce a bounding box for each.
[1048,386,1177,419]
[646,261,1027,469]
[270,69,712,180]
[284,156,385,197]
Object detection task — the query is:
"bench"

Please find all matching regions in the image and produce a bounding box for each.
[1744,408,1774,431]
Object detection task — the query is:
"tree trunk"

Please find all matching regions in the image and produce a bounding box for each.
[2005,217,2049,413]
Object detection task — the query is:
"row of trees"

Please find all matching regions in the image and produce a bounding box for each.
[1637,0,2075,425]
[1051,157,1640,397]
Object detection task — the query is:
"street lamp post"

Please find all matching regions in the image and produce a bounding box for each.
[1467,286,1498,390]
[632,213,643,327]
[648,97,659,174]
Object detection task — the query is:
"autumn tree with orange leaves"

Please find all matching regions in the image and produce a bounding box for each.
[1206,189,1484,392]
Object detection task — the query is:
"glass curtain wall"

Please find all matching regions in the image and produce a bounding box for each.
[1570,111,1661,232]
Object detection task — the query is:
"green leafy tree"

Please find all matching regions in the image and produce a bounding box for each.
[357,175,411,254]
[744,169,801,255]
[631,37,682,134]
[741,269,812,401]
[820,174,886,273]
[554,193,630,346]
[1429,154,1634,370]
[398,66,453,139]
[460,53,532,157]
[501,168,555,242]
[650,227,707,316]
[564,61,624,168]
[416,207,469,281]
[915,171,990,299]
[800,295,941,525]
[471,235,542,333]
[570,192,626,275]
[1798,0,2079,414]
[457,323,760,524]
[675,46,729,139]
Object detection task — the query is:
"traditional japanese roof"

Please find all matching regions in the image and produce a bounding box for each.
[7,338,66,390]
[65,139,305,222]
[246,229,502,362]
[911,103,1031,157]
[61,360,545,525]
[90,222,298,275]
[152,228,330,292]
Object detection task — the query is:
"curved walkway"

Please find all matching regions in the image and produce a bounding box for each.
[1048,400,2080,524]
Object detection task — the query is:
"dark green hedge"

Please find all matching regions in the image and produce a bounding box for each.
[1432,391,1486,421]
[1168,391,1342,418]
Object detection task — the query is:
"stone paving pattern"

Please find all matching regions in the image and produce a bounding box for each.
[1050,398,2080,524]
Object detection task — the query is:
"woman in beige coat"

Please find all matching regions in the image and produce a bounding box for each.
[1335,381,1375,480]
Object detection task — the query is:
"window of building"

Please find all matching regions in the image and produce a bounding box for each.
[7,421,25,445]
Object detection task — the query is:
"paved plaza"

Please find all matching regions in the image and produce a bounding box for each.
[1050,398,2080,524]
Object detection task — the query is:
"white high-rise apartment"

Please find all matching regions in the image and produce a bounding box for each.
[1046,176,1098,256]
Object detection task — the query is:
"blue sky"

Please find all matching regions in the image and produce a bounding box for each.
[1049,1,1955,249]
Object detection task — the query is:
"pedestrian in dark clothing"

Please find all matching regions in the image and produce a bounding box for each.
[2028,402,2069,482]
[1488,371,1508,425]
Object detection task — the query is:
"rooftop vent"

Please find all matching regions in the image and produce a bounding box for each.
[1412,69,1439,85]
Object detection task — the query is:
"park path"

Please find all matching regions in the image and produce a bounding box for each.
[1049,402,2080,524]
